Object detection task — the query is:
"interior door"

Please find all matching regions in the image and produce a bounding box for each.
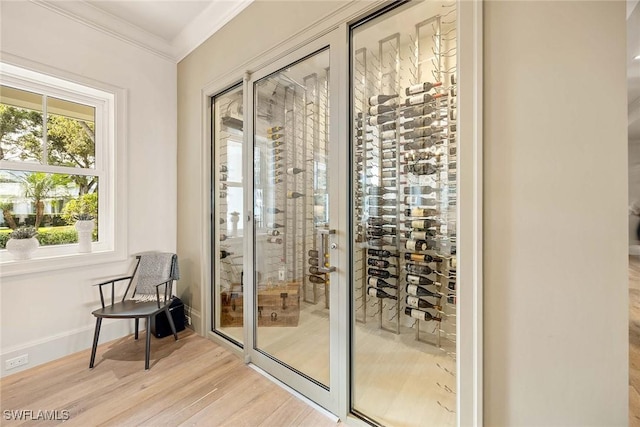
[244,30,347,413]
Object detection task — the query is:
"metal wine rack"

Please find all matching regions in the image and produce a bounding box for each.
[352,2,458,414]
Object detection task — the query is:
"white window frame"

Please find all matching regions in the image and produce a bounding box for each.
[0,61,127,276]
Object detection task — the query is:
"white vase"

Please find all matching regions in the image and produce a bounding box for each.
[6,237,39,260]
[75,220,95,253]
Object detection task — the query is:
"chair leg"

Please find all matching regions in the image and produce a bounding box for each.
[135,318,139,340]
[89,317,102,368]
[165,307,178,340]
[145,316,151,370]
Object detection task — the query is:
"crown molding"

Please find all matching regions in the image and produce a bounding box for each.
[30,0,254,63]
[173,0,253,62]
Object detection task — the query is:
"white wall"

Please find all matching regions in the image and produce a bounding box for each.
[0,1,177,376]
[484,1,628,425]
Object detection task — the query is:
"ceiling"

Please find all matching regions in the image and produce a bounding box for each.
[37,0,253,62]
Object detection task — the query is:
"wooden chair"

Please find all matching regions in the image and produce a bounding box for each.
[89,253,179,370]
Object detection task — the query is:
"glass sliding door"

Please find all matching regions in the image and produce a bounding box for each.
[212,84,245,345]
[247,28,346,412]
[350,2,459,426]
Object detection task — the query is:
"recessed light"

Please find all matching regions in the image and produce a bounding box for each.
[636,54,640,61]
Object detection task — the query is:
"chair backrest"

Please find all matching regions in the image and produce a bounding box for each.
[125,252,180,303]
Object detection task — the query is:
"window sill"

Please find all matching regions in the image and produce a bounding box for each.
[0,245,127,277]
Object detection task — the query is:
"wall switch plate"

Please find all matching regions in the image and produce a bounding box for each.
[5,354,28,370]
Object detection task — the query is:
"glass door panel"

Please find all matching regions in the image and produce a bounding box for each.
[253,48,332,388]
[212,84,244,345]
[351,2,458,426]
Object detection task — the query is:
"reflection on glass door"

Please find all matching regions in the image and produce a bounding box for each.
[253,49,331,387]
[351,2,458,426]
[212,84,244,345]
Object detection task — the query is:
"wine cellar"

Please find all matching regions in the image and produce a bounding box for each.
[211,1,463,426]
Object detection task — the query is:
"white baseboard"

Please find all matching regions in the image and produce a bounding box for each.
[630,245,640,256]
[184,304,203,335]
[1,320,132,378]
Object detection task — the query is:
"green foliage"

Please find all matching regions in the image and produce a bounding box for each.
[8,226,37,239]
[62,193,98,224]
[0,226,83,249]
[0,104,43,162]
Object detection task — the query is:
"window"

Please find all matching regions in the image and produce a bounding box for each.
[0,62,120,269]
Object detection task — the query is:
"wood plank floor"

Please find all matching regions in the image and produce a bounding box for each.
[631,256,640,427]
[0,329,339,426]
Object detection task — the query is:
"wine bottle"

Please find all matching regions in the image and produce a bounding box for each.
[369,104,396,116]
[380,130,396,140]
[287,191,305,199]
[404,93,446,107]
[405,208,437,217]
[367,258,392,268]
[447,281,456,291]
[367,248,398,258]
[404,196,437,206]
[367,286,397,300]
[267,125,283,134]
[405,307,441,322]
[266,229,280,236]
[406,230,437,240]
[369,94,399,106]
[406,284,440,299]
[405,263,433,276]
[267,222,284,228]
[367,268,398,279]
[355,129,372,137]
[369,206,397,216]
[367,196,395,207]
[271,148,284,155]
[381,160,396,169]
[219,183,228,191]
[402,115,439,130]
[380,122,397,132]
[404,253,443,263]
[404,140,435,151]
[220,250,233,259]
[405,239,428,251]
[380,151,396,160]
[368,277,396,289]
[268,133,284,140]
[447,295,456,305]
[406,295,441,311]
[405,81,443,96]
[271,155,283,162]
[403,126,444,139]
[402,105,435,118]
[406,219,438,229]
[267,237,283,244]
[406,274,434,286]
[287,167,305,175]
[271,140,284,148]
[219,217,226,224]
[404,185,439,195]
[220,234,228,241]
[219,191,227,198]
[220,173,228,182]
[309,275,327,284]
[368,113,396,126]
[308,257,319,266]
[367,227,396,237]
[267,208,284,214]
[367,186,397,196]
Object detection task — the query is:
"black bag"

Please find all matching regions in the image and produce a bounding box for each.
[150,297,186,338]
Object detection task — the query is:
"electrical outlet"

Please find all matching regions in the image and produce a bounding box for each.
[185,315,192,326]
[5,354,28,370]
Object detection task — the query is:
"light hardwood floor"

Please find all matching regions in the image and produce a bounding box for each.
[0,329,338,426]
[631,256,640,427]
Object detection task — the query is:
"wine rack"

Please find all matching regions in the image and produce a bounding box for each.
[255,58,331,310]
[352,1,458,417]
